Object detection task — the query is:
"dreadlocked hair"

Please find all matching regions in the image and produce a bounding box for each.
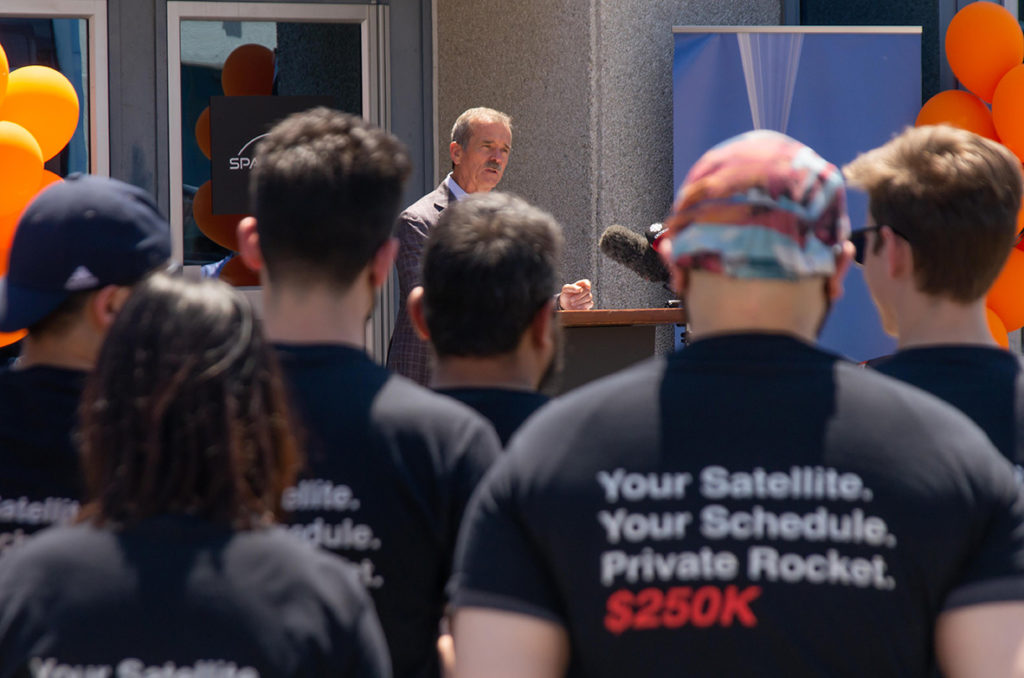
[78,273,302,530]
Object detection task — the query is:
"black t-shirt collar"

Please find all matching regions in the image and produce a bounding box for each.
[678,332,840,364]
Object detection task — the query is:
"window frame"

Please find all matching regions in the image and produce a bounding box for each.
[166,1,394,360]
[0,0,110,176]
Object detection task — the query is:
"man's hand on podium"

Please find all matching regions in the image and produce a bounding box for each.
[558,279,593,310]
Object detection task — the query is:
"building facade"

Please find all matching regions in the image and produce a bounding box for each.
[0,0,1003,358]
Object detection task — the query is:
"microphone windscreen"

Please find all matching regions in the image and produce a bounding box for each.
[599,225,670,283]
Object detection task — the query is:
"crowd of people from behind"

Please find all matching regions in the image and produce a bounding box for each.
[0,104,1020,678]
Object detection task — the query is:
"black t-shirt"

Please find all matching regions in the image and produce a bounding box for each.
[0,366,85,557]
[872,345,1024,464]
[275,344,500,678]
[0,515,390,677]
[434,388,550,446]
[452,334,1024,678]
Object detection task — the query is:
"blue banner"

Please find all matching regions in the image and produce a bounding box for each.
[673,29,921,361]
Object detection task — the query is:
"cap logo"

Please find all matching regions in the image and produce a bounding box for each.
[64,265,100,291]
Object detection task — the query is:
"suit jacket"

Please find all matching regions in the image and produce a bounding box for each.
[387,181,453,386]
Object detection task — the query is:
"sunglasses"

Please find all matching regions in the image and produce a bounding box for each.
[850,225,911,265]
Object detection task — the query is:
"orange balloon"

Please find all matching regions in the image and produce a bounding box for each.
[0,66,79,161]
[0,121,43,216]
[219,255,259,287]
[0,213,26,348]
[221,44,274,97]
[993,65,1024,160]
[0,43,8,107]
[0,212,30,346]
[11,170,64,221]
[37,169,61,192]
[946,1,1024,102]
[191,181,245,251]
[916,90,997,139]
[195,106,211,160]
[0,211,19,277]
[988,247,1024,330]
[986,306,1010,348]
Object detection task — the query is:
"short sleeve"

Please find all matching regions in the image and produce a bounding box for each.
[943,463,1024,610]
[448,419,501,538]
[0,550,40,676]
[450,455,566,626]
[347,595,392,678]
[314,555,393,677]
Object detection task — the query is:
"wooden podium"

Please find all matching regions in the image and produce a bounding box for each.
[553,308,686,394]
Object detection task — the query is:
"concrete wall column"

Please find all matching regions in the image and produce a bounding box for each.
[436,0,781,318]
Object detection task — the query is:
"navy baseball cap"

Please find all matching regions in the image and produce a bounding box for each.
[0,174,171,332]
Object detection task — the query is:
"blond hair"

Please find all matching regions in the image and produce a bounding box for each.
[844,125,1022,301]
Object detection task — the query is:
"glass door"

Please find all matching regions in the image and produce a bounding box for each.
[167,2,394,360]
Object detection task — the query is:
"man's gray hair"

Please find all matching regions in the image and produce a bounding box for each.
[450,107,512,147]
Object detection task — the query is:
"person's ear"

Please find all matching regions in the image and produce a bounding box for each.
[407,286,430,341]
[529,298,556,350]
[827,240,855,301]
[89,285,133,331]
[450,140,463,166]
[369,238,399,288]
[883,227,913,279]
[237,217,263,273]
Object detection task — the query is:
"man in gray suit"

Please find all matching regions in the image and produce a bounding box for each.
[388,107,593,386]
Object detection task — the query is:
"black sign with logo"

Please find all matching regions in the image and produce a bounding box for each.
[210,95,334,214]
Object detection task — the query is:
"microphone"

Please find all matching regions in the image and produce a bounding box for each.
[599,225,670,283]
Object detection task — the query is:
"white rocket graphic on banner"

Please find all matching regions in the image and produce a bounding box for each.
[737,33,804,134]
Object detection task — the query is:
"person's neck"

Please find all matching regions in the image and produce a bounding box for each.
[261,283,370,348]
[894,294,995,349]
[449,169,478,195]
[685,299,822,344]
[432,354,538,391]
[18,330,97,371]
[683,274,827,345]
[688,320,818,344]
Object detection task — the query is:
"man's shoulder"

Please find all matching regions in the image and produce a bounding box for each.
[506,357,668,463]
[399,182,451,223]
[276,346,497,458]
[0,365,85,397]
[788,350,990,432]
[868,345,1024,463]
[511,346,998,475]
[379,374,500,434]
[0,522,110,576]
[436,388,551,445]
[369,376,501,484]
[0,366,84,458]
[861,346,1024,429]
[275,343,379,377]
[793,354,1018,491]
[229,525,368,586]
[0,522,372,625]
[874,345,1023,374]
